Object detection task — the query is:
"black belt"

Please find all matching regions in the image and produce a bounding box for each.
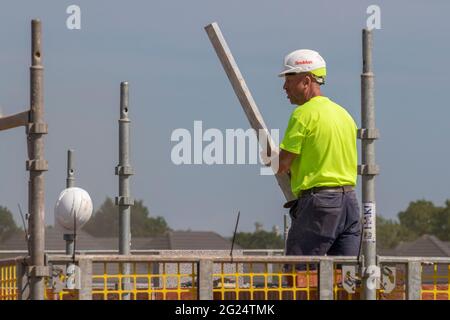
[301,185,354,196]
[283,185,354,208]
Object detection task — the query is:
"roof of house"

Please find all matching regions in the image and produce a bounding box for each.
[0,227,109,251]
[379,234,450,257]
[167,231,237,250]
[0,227,238,252]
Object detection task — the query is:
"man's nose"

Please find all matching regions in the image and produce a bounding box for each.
[283,81,287,90]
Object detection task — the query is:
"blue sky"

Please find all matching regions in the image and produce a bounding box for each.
[1,0,449,238]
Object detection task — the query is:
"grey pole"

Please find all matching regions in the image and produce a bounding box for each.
[27,19,49,300]
[115,82,134,299]
[283,213,289,250]
[64,149,75,256]
[359,29,380,300]
[66,149,75,188]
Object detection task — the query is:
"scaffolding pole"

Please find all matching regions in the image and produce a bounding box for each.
[64,149,75,256]
[359,29,380,300]
[27,19,49,300]
[116,82,134,299]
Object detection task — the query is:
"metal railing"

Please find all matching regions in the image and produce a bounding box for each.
[378,256,450,300]
[1,252,449,300]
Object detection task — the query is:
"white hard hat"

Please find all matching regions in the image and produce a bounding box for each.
[54,187,93,231]
[278,49,326,80]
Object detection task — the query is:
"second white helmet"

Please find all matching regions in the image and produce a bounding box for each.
[54,187,93,231]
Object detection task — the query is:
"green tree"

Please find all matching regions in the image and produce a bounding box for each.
[432,200,450,241]
[376,216,402,249]
[83,197,117,237]
[83,197,170,237]
[379,199,450,245]
[234,223,284,249]
[0,206,20,242]
[397,200,441,240]
[131,200,171,237]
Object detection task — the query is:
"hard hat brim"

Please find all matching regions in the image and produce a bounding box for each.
[278,67,327,78]
[278,70,293,77]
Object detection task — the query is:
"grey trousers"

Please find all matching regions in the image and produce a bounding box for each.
[286,190,361,257]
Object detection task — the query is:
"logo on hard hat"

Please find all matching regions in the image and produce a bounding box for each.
[295,60,313,65]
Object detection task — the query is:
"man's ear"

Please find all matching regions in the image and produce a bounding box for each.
[302,74,311,86]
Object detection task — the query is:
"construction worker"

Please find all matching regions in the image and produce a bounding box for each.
[270,49,361,262]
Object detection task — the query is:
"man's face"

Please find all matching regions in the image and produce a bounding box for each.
[283,73,310,105]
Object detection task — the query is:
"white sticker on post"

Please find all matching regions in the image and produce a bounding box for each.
[365,265,380,290]
[363,202,376,242]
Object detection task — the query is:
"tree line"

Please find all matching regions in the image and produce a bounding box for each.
[377,200,450,249]
[0,199,449,249]
[0,197,170,242]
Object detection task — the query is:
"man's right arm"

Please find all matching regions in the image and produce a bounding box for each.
[277,149,297,175]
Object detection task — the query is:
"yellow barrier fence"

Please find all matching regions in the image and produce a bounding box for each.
[0,258,18,300]
[91,261,197,300]
[421,263,450,300]
[2,254,449,300]
[212,262,319,300]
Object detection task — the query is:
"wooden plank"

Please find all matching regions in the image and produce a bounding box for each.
[204,22,294,201]
[0,110,29,131]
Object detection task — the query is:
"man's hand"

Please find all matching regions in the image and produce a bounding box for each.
[260,147,279,167]
[260,147,297,175]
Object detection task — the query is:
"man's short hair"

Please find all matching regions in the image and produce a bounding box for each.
[285,72,325,85]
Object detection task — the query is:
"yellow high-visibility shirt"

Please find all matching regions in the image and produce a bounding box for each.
[280,96,357,197]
